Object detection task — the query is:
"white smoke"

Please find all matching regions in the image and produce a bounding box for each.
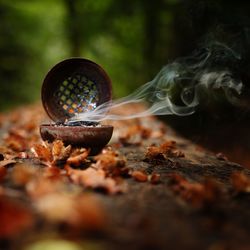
[70,42,244,122]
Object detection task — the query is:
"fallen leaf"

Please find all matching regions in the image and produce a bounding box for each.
[168,173,222,208]
[150,173,161,184]
[144,146,165,160]
[32,143,52,163]
[231,172,250,193]
[0,197,33,238]
[66,166,126,194]
[0,166,7,182]
[132,170,148,182]
[52,140,72,164]
[4,130,28,152]
[118,124,151,146]
[35,193,105,231]
[0,159,16,168]
[26,176,66,199]
[145,140,184,161]
[11,163,37,186]
[66,148,89,166]
[94,148,126,176]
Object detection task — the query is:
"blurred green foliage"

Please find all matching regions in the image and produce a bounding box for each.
[0,0,180,111]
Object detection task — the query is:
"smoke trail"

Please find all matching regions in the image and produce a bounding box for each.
[70,42,244,122]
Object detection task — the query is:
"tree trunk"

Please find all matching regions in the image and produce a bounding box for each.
[64,0,82,57]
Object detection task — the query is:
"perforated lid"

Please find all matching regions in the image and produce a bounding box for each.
[41,58,112,122]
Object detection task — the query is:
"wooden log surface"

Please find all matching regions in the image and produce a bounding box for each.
[0,104,250,250]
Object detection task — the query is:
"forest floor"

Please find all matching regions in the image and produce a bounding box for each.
[0,104,250,250]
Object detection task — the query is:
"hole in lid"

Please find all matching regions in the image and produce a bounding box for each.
[68,84,74,90]
[88,80,94,86]
[61,95,66,101]
[62,80,68,86]
[78,82,84,88]
[78,107,83,112]
[66,99,73,105]
[72,78,78,84]
[81,100,86,106]
[81,76,87,82]
[68,108,75,114]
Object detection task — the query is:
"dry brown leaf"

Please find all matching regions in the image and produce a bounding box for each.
[0,146,17,160]
[17,151,29,159]
[31,140,73,167]
[66,166,126,194]
[118,124,151,146]
[26,176,66,199]
[66,148,89,166]
[160,141,176,153]
[168,173,222,208]
[145,146,166,160]
[94,148,126,176]
[4,129,28,152]
[140,126,152,139]
[145,140,184,160]
[231,172,250,193]
[32,144,52,162]
[0,197,34,238]
[43,166,62,179]
[151,129,165,139]
[150,173,161,184]
[0,166,7,182]
[0,159,16,168]
[52,140,64,159]
[132,170,148,182]
[52,140,72,163]
[11,163,37,186]
[35,193,105,231]
[5,138,25,152]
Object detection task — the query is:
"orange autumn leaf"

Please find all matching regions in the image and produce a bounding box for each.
[66,148,89,166]
[35,193,105,231]
[32,143,52,162]
[52,140,72,163]
[66,166,126,194]
[0,166,7,182]
[231,172,250,193]
[0,159,16,168]
[132,170,148,182]
[94,148,126,176]
[168,173,222,208]
[0,197,34,238]
[145,140,184,160]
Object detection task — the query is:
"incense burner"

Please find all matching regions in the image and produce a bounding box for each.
[40,58,113,155]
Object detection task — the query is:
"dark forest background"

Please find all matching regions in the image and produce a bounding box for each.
[0,0,249,111]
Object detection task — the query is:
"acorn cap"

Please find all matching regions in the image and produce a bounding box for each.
[41,58,112,122]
